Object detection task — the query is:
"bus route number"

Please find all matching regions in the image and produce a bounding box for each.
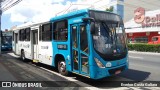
[57,44,67,50]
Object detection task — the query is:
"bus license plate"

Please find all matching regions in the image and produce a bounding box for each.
[115,70,121,74]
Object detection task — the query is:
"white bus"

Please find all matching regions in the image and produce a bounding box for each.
[12,21,53,66]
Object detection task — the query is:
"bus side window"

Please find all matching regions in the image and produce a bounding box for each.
[25,28,30,41]
[53,20,68,41]
[42,23,52,41]
[39,25,42,41]
[19,29,24,41]
[20,29,26,41]
[19,30,21,41]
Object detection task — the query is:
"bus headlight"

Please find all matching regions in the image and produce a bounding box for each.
[94,58,105,68]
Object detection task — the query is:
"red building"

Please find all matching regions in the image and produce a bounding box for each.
[125,8,160,43]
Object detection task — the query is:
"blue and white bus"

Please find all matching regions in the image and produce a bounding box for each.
[1,31,12,51]
[12,9,128,79]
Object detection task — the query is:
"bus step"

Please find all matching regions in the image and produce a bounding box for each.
[33,59,39,63]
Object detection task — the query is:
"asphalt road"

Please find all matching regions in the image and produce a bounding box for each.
[128,51,160,81]
[0,51,160,90]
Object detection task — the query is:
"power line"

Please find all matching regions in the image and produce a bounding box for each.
[2,0,23,12]
[55,0,103,16]
[1,0,13,9]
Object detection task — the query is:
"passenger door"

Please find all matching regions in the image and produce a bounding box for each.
[15,33,19,54]
[71,24,89,75]
[31,30,38,60]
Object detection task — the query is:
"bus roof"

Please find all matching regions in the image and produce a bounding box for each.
[50,9,89,22]
[12,9,120,31]
[11,21,49,31]
[50,9,119,22]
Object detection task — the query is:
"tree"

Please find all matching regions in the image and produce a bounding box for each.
[106,6,114,12]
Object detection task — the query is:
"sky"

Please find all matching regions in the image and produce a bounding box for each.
[1,0,110,30]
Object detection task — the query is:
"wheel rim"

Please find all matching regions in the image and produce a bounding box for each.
[59,61,66,72]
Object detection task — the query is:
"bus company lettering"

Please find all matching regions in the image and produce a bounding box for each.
[134,7,160,28]
[41,46,48,49]
[23,44,30,48]
[19,44,22,47]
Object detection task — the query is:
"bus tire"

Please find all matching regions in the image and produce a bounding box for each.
[21,50,26,61]
[58,60,68,76]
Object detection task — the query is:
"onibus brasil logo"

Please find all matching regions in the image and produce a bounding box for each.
[134,7,160,28]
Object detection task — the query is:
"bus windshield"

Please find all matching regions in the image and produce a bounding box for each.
[2,36,12,45]
[93,21,127,60]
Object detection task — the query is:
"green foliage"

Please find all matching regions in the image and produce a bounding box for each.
[128,43,160,53]
[106,6,114,12]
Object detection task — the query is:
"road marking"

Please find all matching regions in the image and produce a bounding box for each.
[129,56,144,59]
[130,63,160,72]
[129,51,160,56]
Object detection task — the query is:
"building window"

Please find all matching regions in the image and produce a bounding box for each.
[134,36,148,43]
[53,20,68,41]
[42,23,52,41]
[152,37,158,41]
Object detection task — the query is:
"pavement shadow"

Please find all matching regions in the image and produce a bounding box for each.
[119,69,151,81]
[67,69,151,89]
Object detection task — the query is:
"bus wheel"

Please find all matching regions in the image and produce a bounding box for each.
[58,60,68,76]
[21,50,26,61]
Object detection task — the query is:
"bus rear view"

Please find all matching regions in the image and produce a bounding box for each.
[87,10,128,79]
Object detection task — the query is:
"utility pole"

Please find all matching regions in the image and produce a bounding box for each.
[0,0,22,54]
[0,1,2,54]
